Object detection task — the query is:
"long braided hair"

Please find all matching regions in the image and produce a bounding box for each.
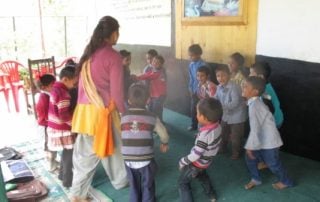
[77,16,119,75]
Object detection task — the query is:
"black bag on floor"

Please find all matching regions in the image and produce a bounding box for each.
[0,148,23,162]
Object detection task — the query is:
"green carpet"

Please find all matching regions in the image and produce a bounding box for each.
[92,108,320,202]
[10,139,112,202]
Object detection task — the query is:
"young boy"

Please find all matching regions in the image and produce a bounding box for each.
[214,65,247,159]
[143,49,158,74]
[35,74,57,172]
[121,84,169,202]
[135,55,167,122]
[196,65,216,99]
[178,98,222,202]
[188,44,207,131]
[47,66,78,188]
[249,62,284,128]
[242,76,293,190]
[228,52,248,85]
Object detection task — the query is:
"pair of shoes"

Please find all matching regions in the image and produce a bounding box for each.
[272,182,289,190]
[187,126,197,131]
[244,180,261,190]
[257,162,268,170]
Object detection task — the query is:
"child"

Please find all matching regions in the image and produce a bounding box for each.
[249,62,284,128]
[35,74,57,171]
[228,52,247,85]
[196,65,216,99]
[143,49,158,74]
[121,84,169,202]
[120,49,134,105]
[47,66,78,188]
[178,98,222,202]
[214,65,247,159]
[188,44,207,131]
[241,76,293,190]
[135,55,167,122]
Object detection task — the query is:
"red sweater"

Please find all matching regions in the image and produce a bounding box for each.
[36,92,50,126]
[137,68,167,98]
[48,82,72,130]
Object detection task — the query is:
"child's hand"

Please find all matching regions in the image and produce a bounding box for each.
[160,143,169,153]
[178,164,184,171]
[246,150,255,160]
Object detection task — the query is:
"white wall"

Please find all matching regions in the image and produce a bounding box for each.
[256,0,320,63]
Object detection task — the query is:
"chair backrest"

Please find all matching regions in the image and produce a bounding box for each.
[0,60,26,83]
[27,56,56,119]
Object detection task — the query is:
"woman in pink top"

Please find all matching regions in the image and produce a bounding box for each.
[70,16,128,202]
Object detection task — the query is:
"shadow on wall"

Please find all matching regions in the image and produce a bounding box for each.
[256,55,320,161]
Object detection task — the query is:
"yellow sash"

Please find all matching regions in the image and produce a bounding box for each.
[71,60,120,158]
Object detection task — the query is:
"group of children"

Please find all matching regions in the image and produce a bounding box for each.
[34,45,293,202]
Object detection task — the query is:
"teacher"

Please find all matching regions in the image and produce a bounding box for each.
[70,16,128,202]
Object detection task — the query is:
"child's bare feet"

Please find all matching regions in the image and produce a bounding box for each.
[244,180,261,190]
[257,162,268,170]
[272,182,289,190]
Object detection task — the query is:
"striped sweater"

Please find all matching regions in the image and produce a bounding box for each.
[180,122,222,169]
[48,82,72,130]
[121,108,169,162]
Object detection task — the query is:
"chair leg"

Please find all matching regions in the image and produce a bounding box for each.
[11,86,20,113]
[2,90,10,112]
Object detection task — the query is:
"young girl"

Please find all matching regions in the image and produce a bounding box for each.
[47,66,77,188]
[35,74,57,171]
[120,49,134,105]
[135,55,167,122]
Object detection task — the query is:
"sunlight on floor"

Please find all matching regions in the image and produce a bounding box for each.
[0,89,39,148]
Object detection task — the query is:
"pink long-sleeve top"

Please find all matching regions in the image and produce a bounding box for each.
[77,43,125,113]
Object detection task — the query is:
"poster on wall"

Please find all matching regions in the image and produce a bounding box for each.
[184,0,240,17]
[96,0,171,46]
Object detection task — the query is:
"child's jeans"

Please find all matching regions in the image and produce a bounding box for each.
[148,96,166,122]
[245,148,294,186]
[178,164,216,202]
[125,160,157,202]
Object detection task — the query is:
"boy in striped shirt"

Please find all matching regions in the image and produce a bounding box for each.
[178,98,223,202]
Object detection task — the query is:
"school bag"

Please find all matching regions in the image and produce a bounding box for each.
[6,179,48,202]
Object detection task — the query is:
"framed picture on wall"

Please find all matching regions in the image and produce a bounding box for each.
[182,0,248,25]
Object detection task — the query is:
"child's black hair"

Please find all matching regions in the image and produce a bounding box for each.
[245,76,266,96]
[59,65,76,80]
[197,65,210,75]
[230,52,245,66]
[215,64,230,75]
[188,44,203,55]
[197,98,222,122]
[251,62,271,80]
[147,49,158,57]
[153,55,165,65]
[36,74,56,89]
[120,49,131,58]
[128,84,149,108]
